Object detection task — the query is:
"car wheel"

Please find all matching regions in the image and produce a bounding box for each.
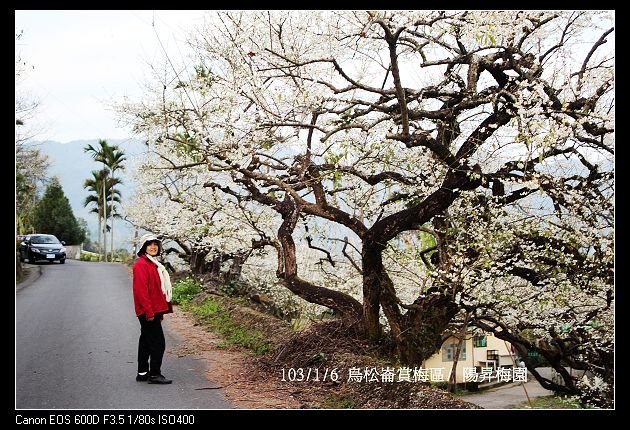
[60,259,66,264]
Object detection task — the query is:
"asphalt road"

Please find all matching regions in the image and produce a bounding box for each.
[15,260,233,410]
[458,374,555,409]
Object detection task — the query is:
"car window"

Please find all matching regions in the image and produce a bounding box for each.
[30,235,61,244]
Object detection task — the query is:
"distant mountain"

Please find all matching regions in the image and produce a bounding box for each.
[34,138,146,251]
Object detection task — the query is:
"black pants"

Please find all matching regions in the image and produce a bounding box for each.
[137,315,165,376]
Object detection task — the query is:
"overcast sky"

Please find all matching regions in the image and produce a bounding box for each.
[15,10,207,143]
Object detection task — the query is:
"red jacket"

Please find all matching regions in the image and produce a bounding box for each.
[132,255,173,319]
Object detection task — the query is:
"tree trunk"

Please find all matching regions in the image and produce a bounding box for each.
[97,211,102,261]
[448,315,469,392]
[361,246,383,340]
[224,253,247,284]
[449,337,465,392]
[190,249,210,275]
[132,229,138,256]
[362,229,460,365]
[102,183,107,262]
[276,196,363,322]
[110,172,115,261]
[397,294,459,365]
[207,254,224,278]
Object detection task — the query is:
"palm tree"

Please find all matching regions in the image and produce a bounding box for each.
[84,140,111,261]
[83,169,107,260]
[84,170,122,261]
[104,145,126,261]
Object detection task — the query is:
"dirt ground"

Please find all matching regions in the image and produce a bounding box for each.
[165,301,479,410]
[167,308,303,408]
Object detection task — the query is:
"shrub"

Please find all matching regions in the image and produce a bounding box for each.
[172,277,202,305]
[80,250,100,261]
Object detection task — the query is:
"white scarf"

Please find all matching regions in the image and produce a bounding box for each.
[145,254,172,302]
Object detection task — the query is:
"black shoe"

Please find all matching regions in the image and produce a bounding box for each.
[148,374,172,384]
[136,372,149,381]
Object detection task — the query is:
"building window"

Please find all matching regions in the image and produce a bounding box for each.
[442,342,466,361]
[474,335,487,347]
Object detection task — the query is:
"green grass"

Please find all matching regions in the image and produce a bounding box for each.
[512,395,583,409]
[186,296,272,356]
[173,277,272,355]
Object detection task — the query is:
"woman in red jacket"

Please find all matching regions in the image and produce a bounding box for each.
[133,233,173,384]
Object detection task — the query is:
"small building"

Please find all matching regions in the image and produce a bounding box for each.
[422,332,517,384]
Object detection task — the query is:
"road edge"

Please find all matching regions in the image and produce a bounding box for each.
[16,264,42,292]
